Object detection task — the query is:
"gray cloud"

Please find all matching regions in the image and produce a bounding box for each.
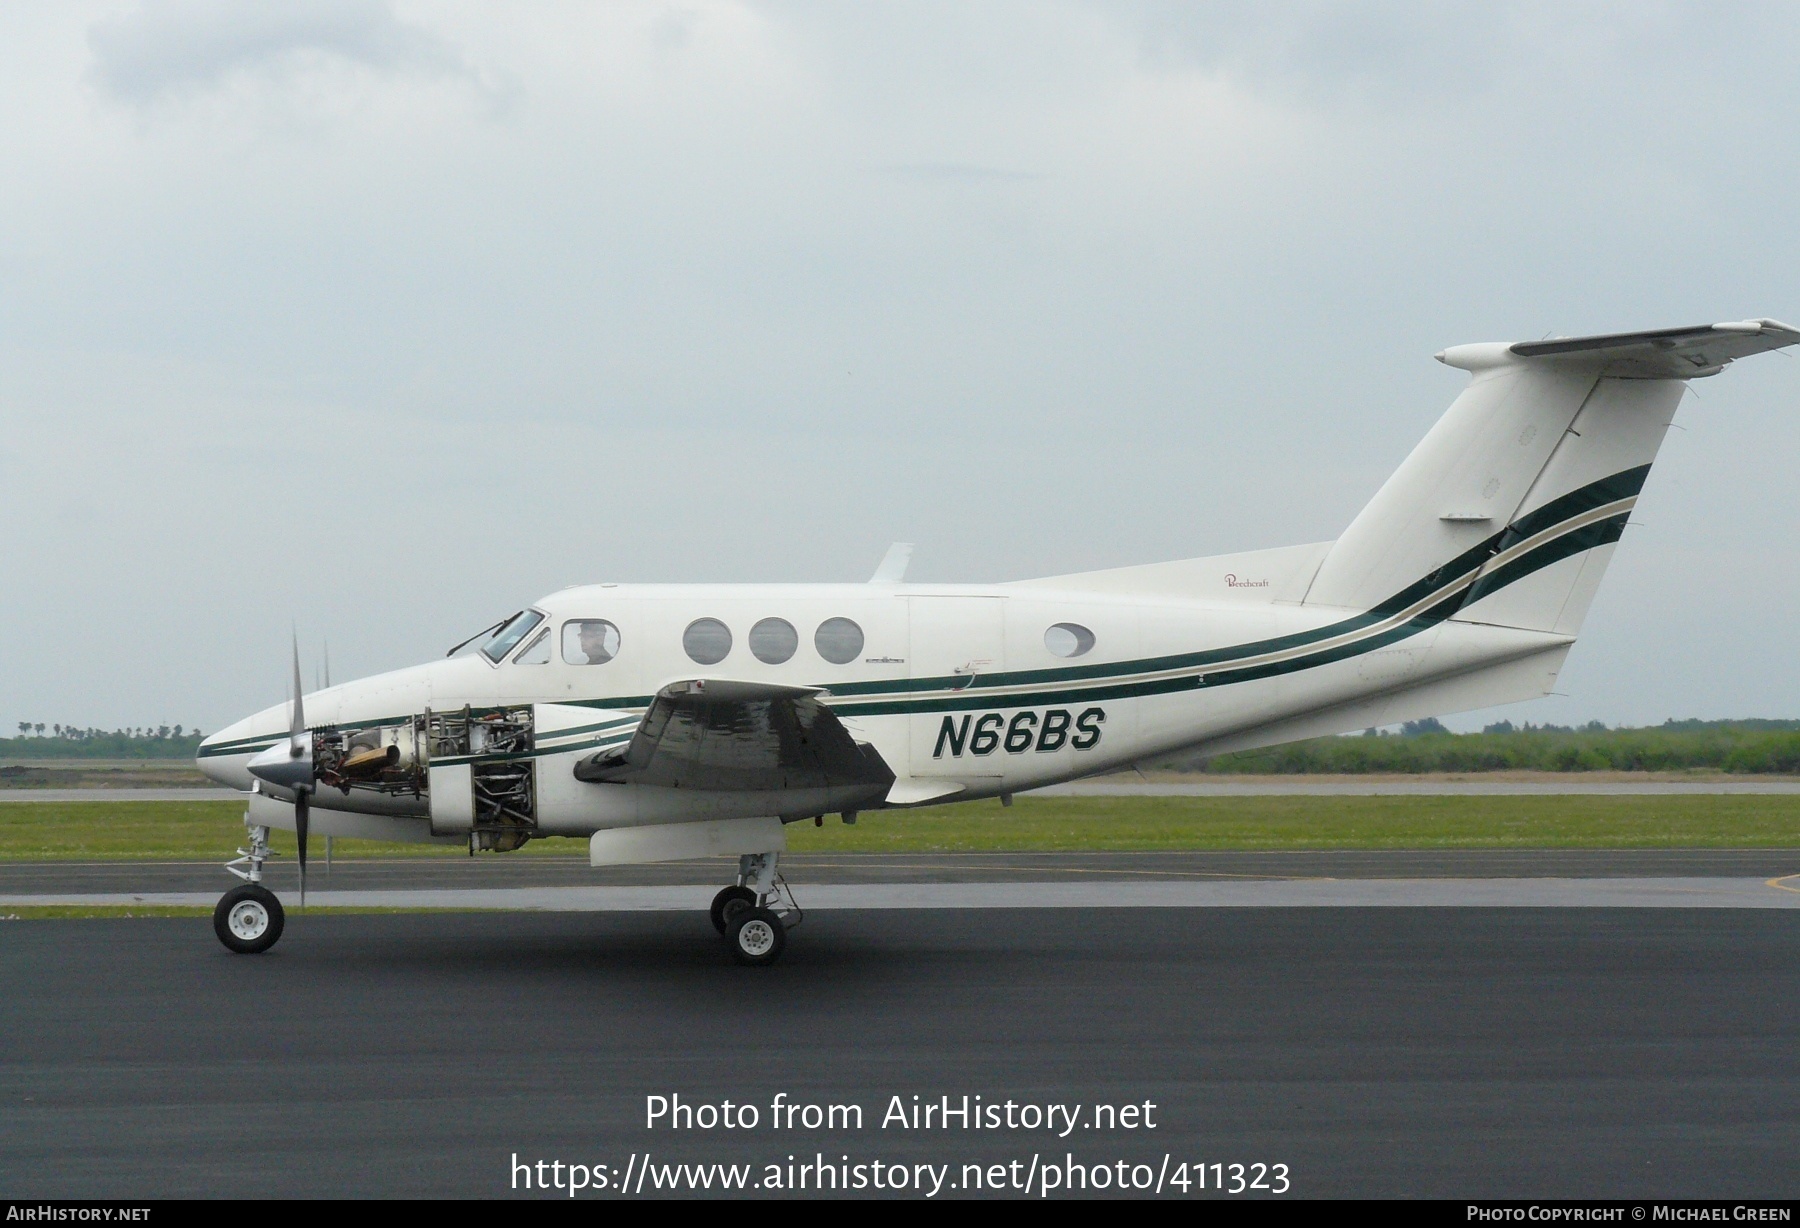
[1123,0,1520,91]
[1107,0,1751,104]
[882,161,1046,183]
[3,3,1799,732]
[87,0,462,102]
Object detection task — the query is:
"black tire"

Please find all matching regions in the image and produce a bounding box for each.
[213,884,285,955]
[727,908,786,966]
[710,885,757,935]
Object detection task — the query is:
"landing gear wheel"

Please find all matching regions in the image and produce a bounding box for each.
[213,884,284,955]
[710,885,757,935]
[727,908,786,966]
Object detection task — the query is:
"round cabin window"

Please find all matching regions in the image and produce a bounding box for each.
[1044,622,1096,659]
[562,620,621,665]
[748,617,799,665]
[682,618,733,666]
[814,617,865,665]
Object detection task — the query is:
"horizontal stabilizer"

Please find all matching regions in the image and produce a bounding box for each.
[1440,319,1800,380]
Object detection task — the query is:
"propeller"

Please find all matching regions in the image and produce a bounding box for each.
[290,637,309,905]
[245,635,316,905]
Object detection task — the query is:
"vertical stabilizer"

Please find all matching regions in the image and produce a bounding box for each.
[1303,360,1601,613]
[1451,377,1678,635]
[1302,321,1799,637]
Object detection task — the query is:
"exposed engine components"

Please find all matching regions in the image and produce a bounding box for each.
[469,824,533,853]
[424,705,532,759]
[314,718,428,799]
[428,705,539,851]
[312,705,541,850]
[471,757,535,850]
[342,745,396,774]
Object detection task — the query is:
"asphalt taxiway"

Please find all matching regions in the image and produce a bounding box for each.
[5,847,1800,895]
[6,874,1800,910]
[5,850,1800,914]
[3,907,1797,1198]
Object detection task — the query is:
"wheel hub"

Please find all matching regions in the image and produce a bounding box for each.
[737,919,776,956]
[228,900,269,940]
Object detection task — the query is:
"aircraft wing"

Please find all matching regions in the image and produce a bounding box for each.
[572,679,895,796]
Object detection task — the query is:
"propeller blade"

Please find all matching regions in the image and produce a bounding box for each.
[290,634,306,752]
[296,788,309,907]
[249,633,319,867]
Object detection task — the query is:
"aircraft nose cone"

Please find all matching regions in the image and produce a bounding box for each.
[247,739,315,792]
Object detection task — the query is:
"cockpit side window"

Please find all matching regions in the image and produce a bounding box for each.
[514,628,552,665]
[481,610,545,664]
[563,619,621,665]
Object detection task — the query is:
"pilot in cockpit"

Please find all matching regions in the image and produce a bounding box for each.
[568,619,620,665]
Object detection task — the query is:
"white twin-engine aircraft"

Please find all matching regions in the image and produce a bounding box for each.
[199,320,1798,963]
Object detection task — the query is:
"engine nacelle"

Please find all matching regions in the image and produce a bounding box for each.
[308,702,639,850]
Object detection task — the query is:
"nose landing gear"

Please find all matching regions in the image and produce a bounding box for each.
[214,815,286,954]
[718,850,799,966]
[214,883,284,954]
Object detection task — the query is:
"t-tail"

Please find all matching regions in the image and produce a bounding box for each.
[1302,320,1800,640]
[1020,319,1797,742]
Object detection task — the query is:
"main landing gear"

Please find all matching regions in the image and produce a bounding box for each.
[712,850,800,967]
[214,817,286,954]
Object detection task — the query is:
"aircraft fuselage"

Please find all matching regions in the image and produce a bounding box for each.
[198,576,1568,836]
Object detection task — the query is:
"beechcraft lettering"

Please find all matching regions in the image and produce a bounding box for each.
[191,319,1800,964]
[932,708,1106,758]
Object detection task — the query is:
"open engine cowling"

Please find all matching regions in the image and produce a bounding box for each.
[306,702,618,851]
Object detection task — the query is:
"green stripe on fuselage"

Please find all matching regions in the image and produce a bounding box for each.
[199,467,1643,740]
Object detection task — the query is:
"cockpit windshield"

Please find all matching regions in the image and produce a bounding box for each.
[478,610,545,664]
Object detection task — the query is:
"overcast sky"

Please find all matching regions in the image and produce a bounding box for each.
[4,1,1799,736]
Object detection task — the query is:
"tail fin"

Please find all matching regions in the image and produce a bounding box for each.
[1302,320,1800,634]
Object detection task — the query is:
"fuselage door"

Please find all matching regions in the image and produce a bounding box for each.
[907,595,1006,779]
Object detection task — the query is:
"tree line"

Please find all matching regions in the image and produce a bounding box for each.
[2,726,206,759]
[1174,718,1800,775]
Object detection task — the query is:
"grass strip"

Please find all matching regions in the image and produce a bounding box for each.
[5,795,1800,860]
[782,794,1800,851]
[0,905,216,918]
[0,905,472,919]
